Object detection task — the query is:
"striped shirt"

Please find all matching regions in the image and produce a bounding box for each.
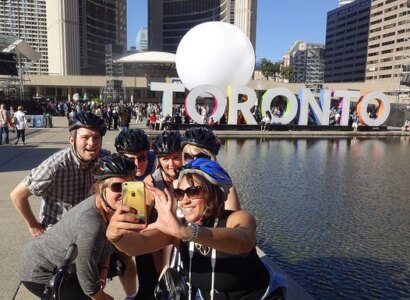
[23,146,110,226]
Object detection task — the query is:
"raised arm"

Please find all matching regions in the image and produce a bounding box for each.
[10,182,44,237]
[106,204,173,256]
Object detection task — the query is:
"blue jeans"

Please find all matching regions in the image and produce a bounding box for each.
[0,126,9,144]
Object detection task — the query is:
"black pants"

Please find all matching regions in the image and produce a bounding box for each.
[134,254,160,300]
[22,276,89,299]
[16,129,25,143]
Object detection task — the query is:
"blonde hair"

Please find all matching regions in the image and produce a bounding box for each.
[182,144,216,164]
[18,105,24,111]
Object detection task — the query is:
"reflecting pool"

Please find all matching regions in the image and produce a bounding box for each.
[217,137,410,300]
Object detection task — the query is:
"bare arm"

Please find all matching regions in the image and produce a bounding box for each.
[225,185,241,211]
[10,182,44,237]
[106,204,173,257]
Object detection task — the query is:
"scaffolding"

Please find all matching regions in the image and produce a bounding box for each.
[100,44,126,103]
[305,44,325,95]
[0,35,39,100]
[396,35,410,109]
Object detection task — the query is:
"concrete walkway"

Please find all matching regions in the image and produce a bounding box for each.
[5,116,403,299]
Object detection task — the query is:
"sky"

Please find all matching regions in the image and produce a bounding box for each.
[127,0,339,62]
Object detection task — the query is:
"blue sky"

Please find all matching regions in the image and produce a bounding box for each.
[127,0,339,62]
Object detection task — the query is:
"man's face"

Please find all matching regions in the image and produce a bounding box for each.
[69,127,102,162]
[123,151,149,177]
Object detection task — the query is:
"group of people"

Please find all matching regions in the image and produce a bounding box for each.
[11,111,287,300]
[0,103,29,145]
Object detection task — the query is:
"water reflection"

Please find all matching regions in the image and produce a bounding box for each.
[218,137,410,300]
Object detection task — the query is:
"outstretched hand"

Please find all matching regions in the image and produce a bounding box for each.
[144,185,184,239]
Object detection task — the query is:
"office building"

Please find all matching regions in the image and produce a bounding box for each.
[365,0,409,82]
[324,0,371,82]
[47,0,126,76]
[0,0,48,74]
[148,0,257,53]
[339,0,355,7]
[136,27,148,52]
[0,0,126,76]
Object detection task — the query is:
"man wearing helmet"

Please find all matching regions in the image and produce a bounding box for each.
[114,128,155,181]
[10,111,110,236]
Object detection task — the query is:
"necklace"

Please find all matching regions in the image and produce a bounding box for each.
[195,243,211,256]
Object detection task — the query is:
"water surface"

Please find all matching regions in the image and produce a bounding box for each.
[217,137,410,300]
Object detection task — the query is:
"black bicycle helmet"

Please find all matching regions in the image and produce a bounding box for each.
[182,127,221,155]
[94,153,135,181]
[68,111,107,136]
[152,130,182,156]
[115,129,150,154]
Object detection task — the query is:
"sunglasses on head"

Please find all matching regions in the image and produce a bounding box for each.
[183,152,210,162]
[173,186,203,201]
[109,182,122,193]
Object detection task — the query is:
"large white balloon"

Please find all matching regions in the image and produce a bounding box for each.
[176,21,255,92]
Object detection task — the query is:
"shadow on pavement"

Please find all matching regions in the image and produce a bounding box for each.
[0,146,62,172]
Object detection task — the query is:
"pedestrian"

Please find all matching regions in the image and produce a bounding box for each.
[13,105,29,145]
[10,111,110,236]
[0,103,12,145]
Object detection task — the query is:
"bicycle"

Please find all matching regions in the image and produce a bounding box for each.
[13,243,78,300]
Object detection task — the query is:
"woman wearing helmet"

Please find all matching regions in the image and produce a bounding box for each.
[107,159,286,300]
[136,130,184,299]
[146,130,183,190]
[115,128,155,180]
[181,127,240,211]
[19,154,137,300]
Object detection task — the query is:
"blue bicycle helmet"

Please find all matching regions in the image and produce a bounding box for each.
[95,153,135,180]
[68,111,107,136]
[178,158,232,196]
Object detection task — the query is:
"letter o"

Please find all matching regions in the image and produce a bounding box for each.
[357,92,390,126]
[185,85,226,124]
[261,88,298,125]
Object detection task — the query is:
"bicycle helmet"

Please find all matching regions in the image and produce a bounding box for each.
[94,153,135,181]
[115,129,150,154]
[182,127,221,155]
[152,130,182,157]
[178,158,232,196]
[68,111,107,136]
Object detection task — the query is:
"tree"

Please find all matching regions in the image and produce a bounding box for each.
[260,58,275,80]
[260,58,281,81]
[281,66,294,82]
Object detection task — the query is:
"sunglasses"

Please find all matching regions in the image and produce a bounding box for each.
[173,186,203,201]
[109,182,123,193]
[183,153,210,162]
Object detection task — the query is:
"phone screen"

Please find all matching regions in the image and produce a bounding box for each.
[122,181,146,224]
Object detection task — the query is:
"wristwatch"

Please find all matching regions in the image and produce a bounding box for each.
[183,222,199,242]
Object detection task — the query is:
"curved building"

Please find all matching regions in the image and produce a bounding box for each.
[148,0,257,53]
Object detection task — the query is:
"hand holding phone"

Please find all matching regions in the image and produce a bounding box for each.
[122,181,147,224]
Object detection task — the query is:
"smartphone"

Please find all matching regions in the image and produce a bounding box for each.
[122,181,146,224]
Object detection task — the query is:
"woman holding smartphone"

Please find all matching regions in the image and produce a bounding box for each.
[181,127,240,211]
[107,158,287,300]
[19,154,137,300]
